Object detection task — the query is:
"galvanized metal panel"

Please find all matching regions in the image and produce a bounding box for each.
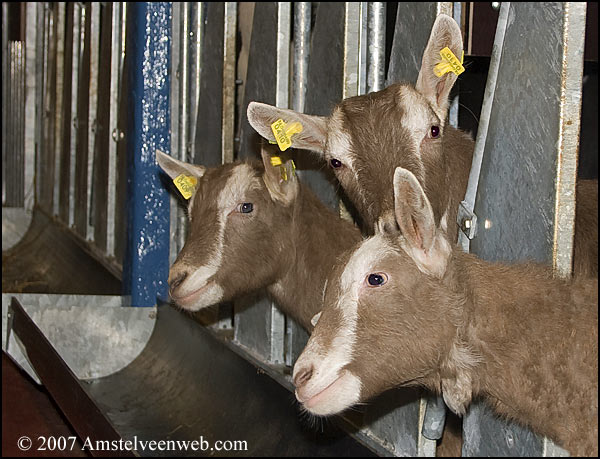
[68,3,81,228]
[4,41,25,207]
[122,2,171,307]
[106,2,123,256]
[297,1,345,213]
[86,3,100,241]
[112,2,129,267]
[465,2,585,456]
[462,401,544,457]
[24,3,38,212]
[193,2,224,168]
[33,3,46,212]
[222,2,237,165]
[234,2,284,363]
[169,1,182,265]
[470,1,583,268]
[53,3,66,217]
[387,2,438,85]
[58,3,74,223]
[38,3,58,214]
[284,2,312,367]
[92,3,114,252]
[74,4,91,237]
[367,2,386,93]
[1,2,7,205]
[2,293,155,381]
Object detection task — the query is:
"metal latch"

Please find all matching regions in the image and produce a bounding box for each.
[457,200,478,240]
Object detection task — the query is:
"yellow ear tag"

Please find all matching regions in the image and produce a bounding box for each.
[270,119,303,151]
[434,47,465,77]
[173,174,198,200]
[269,156,296,182]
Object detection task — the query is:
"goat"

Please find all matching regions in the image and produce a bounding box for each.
[155,149,361,331]
[247,14,598,277]
[292,166,598,456]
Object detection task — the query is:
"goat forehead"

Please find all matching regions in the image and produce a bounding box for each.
[327,109,355,166]
[398,86,438,133]
[217,163,262,209]
[341,236,395,291]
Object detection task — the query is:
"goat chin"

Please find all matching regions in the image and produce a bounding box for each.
[173,282,224,312]
[300,371,362,417]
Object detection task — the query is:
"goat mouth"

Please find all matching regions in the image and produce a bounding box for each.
[171,281,212,306]
[296,374,343,409]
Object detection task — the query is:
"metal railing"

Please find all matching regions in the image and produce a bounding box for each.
[2,2,588,457]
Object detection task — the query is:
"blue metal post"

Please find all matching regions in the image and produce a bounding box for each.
[123,2,171,307]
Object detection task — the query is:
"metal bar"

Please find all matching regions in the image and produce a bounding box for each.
[552,1,586,279]
[2,2,7,205]
[292,2,311,113]
[340,2,361,221]
[34,3,46,208]
[68,3,81,227]
[24,3,38,211]
[457,2,509,251]
[87,3,100,241]
[58,4,74,223]
[343,2,361,100]
[189,2,203,163]
[74,4,91,237]
[286,1,312,367]
[6,42,25,207]
[358,2,368,96]
[42,4,57,214]
[268,1,292,365]
[106,2,122,255]
[122,2,171,307]
[449,1,462,128]
[169,2,181,266]
[366,2,386,93]
[112,2,128,265]
[222,2,237,164]
[176,2,190,259]
[53,3,66,217]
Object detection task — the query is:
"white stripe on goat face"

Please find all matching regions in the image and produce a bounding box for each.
[175,164,261,310]
[295,235,395,415]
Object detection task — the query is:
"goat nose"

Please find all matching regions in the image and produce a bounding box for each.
[294,365,314,388]
[169,271,188,294]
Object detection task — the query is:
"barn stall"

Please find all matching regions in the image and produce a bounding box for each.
[2,2,597,456]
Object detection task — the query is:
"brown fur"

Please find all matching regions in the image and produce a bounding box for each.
[157,151,362,331]
[574,180,598,277]
[247,15,598,278]
[298,167,598,456]
[343,247,598,456]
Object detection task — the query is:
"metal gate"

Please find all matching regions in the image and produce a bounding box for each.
[2,2,593,456]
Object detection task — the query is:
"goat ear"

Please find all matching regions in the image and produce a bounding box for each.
[260,148,299,206]
[393,167,450,277]
[415,14,463,114]
[247,102,328,154]
[156,149,206,181]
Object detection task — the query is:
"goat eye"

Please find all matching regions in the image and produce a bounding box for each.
[367,273,388,287]
[330,158,343,169]
[430,125,440,138]
[239,202,253,214]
